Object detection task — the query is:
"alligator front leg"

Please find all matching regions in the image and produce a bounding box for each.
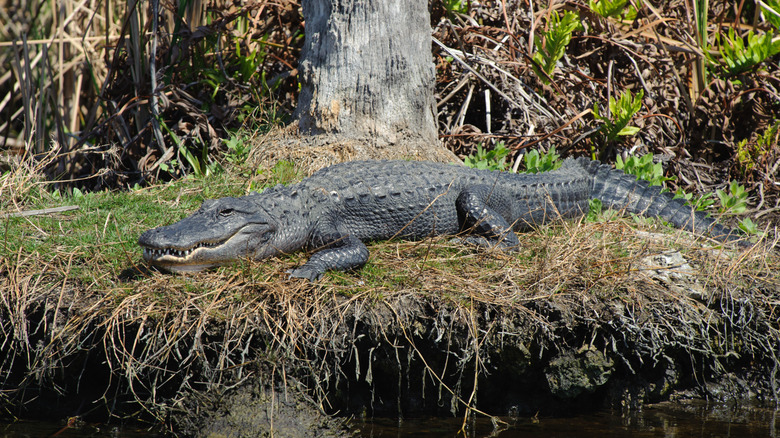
[288,233,369,281]
[456,185,521,249]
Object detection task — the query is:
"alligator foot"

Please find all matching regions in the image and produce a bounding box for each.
[287,266,325,282]
[450,235,521,252]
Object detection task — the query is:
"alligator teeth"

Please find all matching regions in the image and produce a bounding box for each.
[144,241,221,259]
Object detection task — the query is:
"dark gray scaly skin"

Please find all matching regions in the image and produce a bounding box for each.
[138,158,743,280]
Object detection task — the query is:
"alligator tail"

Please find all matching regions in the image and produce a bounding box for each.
[584,158,741,244]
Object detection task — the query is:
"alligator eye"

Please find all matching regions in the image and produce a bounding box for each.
[219,208,235,217]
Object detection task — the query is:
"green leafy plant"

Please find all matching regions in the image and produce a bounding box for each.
[159,120,210,177]
[523,146,562,174]
[200,41,266,100]
[443,0,469,15]
[223,132,251,165]
[251,160,301,191]
[464,142,511,171]
[158,159,179,174]
[673,189,715,212]
[717,27,780,76]
[735,139,754,175]
[592,89,644,144]
[760,0,780,30]
[235,41,263,81]
[587,198,603,222]
[589,0,640,20]
[737,217,761,235]
[716,181,749,214]
[532,11,583,84]
[735,120,779,175]
[615,153,674,187]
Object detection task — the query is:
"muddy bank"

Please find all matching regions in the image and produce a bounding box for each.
[1,233,778,435]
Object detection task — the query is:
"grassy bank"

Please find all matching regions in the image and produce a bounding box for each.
[1,158,778,434]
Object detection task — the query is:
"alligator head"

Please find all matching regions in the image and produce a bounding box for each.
[138,196,284,272]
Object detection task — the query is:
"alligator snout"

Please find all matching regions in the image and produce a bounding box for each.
[138,227,163,247]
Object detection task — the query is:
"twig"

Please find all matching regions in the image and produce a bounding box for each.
[484,89,492,134]
[437,74,473,109]
[456,84,474,129]
[432,36,560,122]
[1,205,80,218]
[435,37,563,122]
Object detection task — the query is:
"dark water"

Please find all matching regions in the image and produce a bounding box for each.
[0,421,162,437]
[1,401,776,437]
[355,401,778,437]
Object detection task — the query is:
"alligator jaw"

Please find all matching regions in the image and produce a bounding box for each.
[141,239,227,272]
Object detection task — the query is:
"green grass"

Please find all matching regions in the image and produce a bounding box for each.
[0,168,249,287]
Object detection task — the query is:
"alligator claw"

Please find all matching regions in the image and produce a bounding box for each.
[286,267,324,281]
[450,236,521,252]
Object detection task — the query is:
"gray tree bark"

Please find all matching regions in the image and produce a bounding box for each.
[295,0,441,153]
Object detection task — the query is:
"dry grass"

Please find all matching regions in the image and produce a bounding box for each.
[1,0,125,160]
[1,0,300,188]
[432,1,780,224]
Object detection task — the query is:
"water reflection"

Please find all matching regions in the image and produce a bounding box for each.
[0,420,161,437]
[355,401,778,438]
[1,400,775,437]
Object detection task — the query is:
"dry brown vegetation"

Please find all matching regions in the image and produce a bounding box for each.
[1,0,780,434]
[1,0,300,189]
[431,0,780,225]
[1,1,778,203]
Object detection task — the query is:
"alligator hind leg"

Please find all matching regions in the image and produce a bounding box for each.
[455,185,521,250]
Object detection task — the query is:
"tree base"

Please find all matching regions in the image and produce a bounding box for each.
[248,121,460,175]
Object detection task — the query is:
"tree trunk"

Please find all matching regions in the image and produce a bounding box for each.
[295,0,442,154]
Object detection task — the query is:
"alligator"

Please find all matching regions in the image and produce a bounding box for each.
[138,158,743,280]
